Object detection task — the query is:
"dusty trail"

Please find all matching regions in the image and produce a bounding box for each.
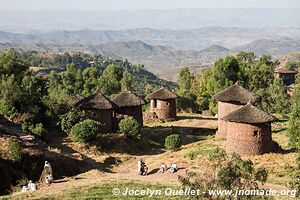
[11,154,289,200]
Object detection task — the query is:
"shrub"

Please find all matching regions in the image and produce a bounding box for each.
[165,134,182,150]
[70,119,106,142]
[179,149,268,199]
[60,108,84,133]
[22,122,47,138]
[29,123,47,137]
[0,100,17,117]
[7,138,22,162]
[118,117,141,138]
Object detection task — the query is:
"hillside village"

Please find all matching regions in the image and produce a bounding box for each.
[0,47,299,200]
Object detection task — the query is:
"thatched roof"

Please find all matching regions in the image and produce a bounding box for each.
[213,83,260,104]
[146,88,177,100]
[112,91,145,107]
[75,92,117,110]
[275,67,297,74]
[222,103,275,124]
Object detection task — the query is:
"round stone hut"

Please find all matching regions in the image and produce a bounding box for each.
[222,103,275,156]
[146,88,177,120]
[75,92,117,131]
[112,91,145,126]
[213,83,260,139]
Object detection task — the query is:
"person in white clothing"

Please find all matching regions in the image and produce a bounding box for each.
[170,162,177,173]
[137,159,142,175]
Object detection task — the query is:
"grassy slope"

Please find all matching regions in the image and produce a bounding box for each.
[1,114,296,200]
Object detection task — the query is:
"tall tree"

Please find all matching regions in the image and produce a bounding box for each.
[288,75,300,150]
[178,67,194,96]
[120,70,133,92]
[98,64,123,96]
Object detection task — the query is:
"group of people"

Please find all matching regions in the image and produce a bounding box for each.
[21,161,54,193]
[160,162,177,173]
[137,159,178,175]
[40,161,54,185]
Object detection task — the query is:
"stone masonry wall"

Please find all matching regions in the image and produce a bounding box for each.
[226,122,273,155]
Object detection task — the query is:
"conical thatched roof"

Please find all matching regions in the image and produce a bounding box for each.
[75,92,117,110]
[112,91,145,107]
[213,83,260,104]
[222,103,275,124]
[146,88,177,100]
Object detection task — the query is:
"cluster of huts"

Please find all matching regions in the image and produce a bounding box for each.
[74,88,178,131]
[213,82,275,156]
[73,83,278,157]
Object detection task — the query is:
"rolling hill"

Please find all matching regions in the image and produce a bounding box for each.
[1,26,300,50]
[232,38,300,57]
[0,36,299,81]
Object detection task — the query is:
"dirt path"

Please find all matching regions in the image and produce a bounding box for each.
[10,153,290,200]
[11,155,186,199]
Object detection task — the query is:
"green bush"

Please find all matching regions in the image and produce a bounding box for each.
[60,108,84,133]
[22,122,47,138]
[70,119,106,142]
[118,117,141,138]
[165,134,182,150]
[7,138,22,162]
[0,100,17,117]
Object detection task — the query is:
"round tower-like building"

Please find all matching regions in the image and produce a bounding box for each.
[222,103,275,156]
[146,88,177,120]
[213,83,260,139]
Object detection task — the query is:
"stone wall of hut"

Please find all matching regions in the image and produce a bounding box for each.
[226,122,273,155]
[117,106,143,126]
[82,108,113,130]
[150,99,176,119]
[216,101,242,138]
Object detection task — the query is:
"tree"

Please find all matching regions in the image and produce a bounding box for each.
[286,61,300,70]
[120,70,133,92]
[288,81,300,150]
[236,51,255,64]
[178,67,194,96]
[245,62,274,92]
[98,64,123,96]
[82,66,100,96]
[60,108,84,133]
[264,78,290,114]
[189,55,245,113]
[214,55,244,88]
[0,49,29,76]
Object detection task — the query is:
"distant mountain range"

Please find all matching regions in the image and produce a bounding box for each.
[1,27,300,50]
[1,38,299,81]
[0,27,300,81]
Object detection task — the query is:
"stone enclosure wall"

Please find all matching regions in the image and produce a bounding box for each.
[216,101,242,139]
[226,122,273,155]
[150,99,176,119]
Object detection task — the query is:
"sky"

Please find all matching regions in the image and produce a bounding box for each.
[1,0,300,10]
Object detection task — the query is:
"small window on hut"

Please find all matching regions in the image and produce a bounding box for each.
[253,130,258,137]
[166,102,170,106]
[153,100,157,108]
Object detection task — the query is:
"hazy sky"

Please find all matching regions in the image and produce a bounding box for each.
[1,0,300,10]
